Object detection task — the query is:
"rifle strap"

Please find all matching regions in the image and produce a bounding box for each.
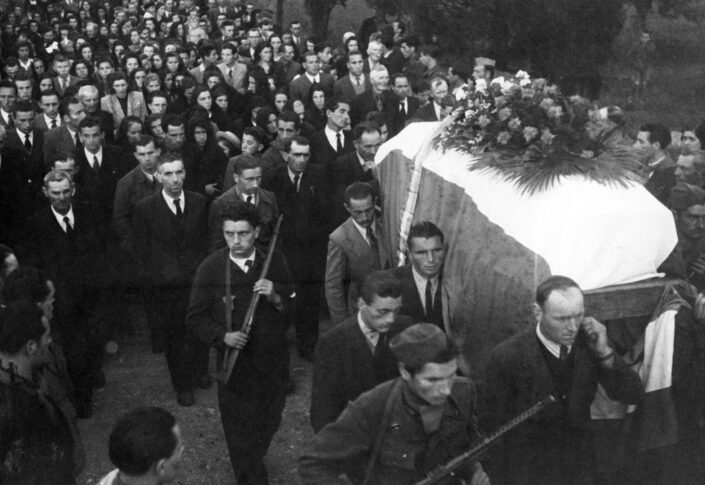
[362,378,403,485]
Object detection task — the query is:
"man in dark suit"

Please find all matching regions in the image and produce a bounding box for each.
[483,276,644,485]
[0,125,30,246]
[411,76,448,122]
[329,121,382,227]
[637,122,676,204]
[43,95,85,161]
[280,43,302,84]
[333,52,370,104]
[0,79,16,128]
[34,89,62,133]
[390,221,446,331]
[262,136,329,360]
[7,100,45,211]
[326,182,393,324]
[51,55,79,97]
[349,65,397,127]
[288,51,335,103]
[308,97,353,168]
[311,270,413,432]
[21,169,108,417]
[73,116,127,223]
[208,154,279,253]
[133,152,209,406]
[390,73,419,136]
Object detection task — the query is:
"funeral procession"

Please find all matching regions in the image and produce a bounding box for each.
[0,0,704,484]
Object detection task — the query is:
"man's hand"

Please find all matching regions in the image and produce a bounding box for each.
[254,278,283,309]
[204,183,221,196]
[691,254,705,278]
[224,331,248,349]
[582,317,614,366]
[471,463,491,485]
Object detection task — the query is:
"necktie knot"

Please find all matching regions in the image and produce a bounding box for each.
[559,345,568,361]
[335,132,343,152]
[173,197,183,218]
[24,133,31,151]
[244,259,253,272]
[51,118,57,129]
[63,216,72,234]
[293,173,300,191]
[246,195,254,205]
[92,155,99,170]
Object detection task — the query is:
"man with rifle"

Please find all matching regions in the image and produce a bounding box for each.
[187,204,293,485]
[299,323,490,485]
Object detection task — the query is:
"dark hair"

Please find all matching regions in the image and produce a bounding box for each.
[233,154,261,174]
[365,111,388,129]
[536,275,581,309]
[13,99,37,116]
[344,181,374,204]
[198,43,216,59]
[352,121,380,141]
[277,110,301,130]
[419,44,440,59]
[407,221,444,248]
[694,121,705,146]
[79,115,103,133]
[59,96,82,118]
[1,267,50,305]
[285,135,310,153]
[359,270,401,305]
[156,151,183,168]
[243,126,266,145]
[404,339,458,375]
[324,96,348,114]
[108,407,178,476]
[400,35,420,49]
[161,113,184,133]
[639,122,671,150]
[0,79,17,93]
[0,301,46,354]
[134,134,157,149]
[221,202,261,228]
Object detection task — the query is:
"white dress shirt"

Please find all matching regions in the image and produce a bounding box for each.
[535,323,571,359]
[357,311,379,352]
[162,190,184,215]
[51,205,74,232]
[411,266,439,312]
[324,125,344,150]
[230,250,255,273]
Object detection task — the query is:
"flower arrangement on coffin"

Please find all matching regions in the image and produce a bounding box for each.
[434,71,644,195]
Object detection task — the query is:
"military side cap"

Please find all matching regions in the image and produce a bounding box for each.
[390,323,447,367]
[669,182,705,211]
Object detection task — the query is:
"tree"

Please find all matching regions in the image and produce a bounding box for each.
[303,0,346,41]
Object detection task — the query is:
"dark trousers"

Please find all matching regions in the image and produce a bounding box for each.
[285,247,324,354]
[146,285,209,392]
[218,380,286,485]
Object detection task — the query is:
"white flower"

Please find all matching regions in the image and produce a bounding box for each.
[497,131,511,144]
[541,129,556,145]
[547,106,563,119]
[455,86,469,101]
[508,117,521,131]
[501,80,514,94]
[515,70,530,80]
[490,76,505,86]
[475,79,488,94]
[519,78,531,87]
[539,98,555,111]
[523,126,539,142]
[478,115,491,128]
[498,107,512,121]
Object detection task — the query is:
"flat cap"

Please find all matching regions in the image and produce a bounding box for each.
[669,182,705,211]
[390,323,448,367]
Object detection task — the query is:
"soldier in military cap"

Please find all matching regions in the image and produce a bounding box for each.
[299,323,490,485]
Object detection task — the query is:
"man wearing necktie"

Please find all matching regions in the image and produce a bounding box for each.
[311,270,413,432]
[133,153,209,407]
[333,51,369,103]
[483,276,644,485]
[300,323,491,485]
[20,169,109,418]
[390,221,447,331]
[390,73,419,136]
[325,181,391,324]
[6,100,45,210]
[188,204,294,485]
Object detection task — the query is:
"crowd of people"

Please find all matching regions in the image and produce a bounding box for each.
[0,0,704,484]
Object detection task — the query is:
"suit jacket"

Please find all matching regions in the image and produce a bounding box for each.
[5,128,45,204]
[390,265,444,330]
[411,101,440,122]
[52,75,80,97]
[112,165,161,254]
[310,314,414,432]
[281,60,302,84]
[208,5,236,25]
[645,156,676,205]
[262,164,329,277]
[349,89,397,127]
[329,151,380,227]
[132,190,208,288]
[74,145,129,222]
[33,114,61,133]
[333,74,371,104]
[100,92,147,135]
[0,149,30,245]
[483,329,644,484]
[43,125,80,162]
[207,186,279,253]
[325,217,392,324]
[308,128,354,168]
[390,96,420,136]
[217,62,248,93]
[381,48,405,78]
[288,72,335,103]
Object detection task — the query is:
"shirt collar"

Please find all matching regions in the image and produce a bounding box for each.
[357,311,379,348]
[230,249,256,272]
[287,167,302,183]
[50,204,74,226]
[411,266,439,290]
[352,218,374,241]
[305,73,320,84]
[16,128,31,140]
[162,189,184,205]
[535,322,571,358]
[84,146,103,161]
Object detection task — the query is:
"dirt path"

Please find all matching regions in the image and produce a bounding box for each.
[78,302,316,484]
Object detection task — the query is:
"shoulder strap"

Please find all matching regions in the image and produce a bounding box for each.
[362,378,403,485]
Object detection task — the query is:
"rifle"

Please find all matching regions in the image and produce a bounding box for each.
[218,214,284,384]
[414,395,556,485]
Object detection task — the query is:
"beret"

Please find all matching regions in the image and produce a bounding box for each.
[669,182,705,211]
[390,323,447,367]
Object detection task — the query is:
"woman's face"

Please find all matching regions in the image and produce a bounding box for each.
[312,90,325,110]
[125,57,138,73]
[241,134,261,155]
[152,55,163,69]
[146,79,160,93]
[270,36,282,52]
[260,47,272,62]
[164,74,174,89]
[197,91,212,111]
[113,79,129,97]
[150,120,165,139]
[126,122,143,144]
[274,93,288,112]
[34,60,46,75]
[39,77,53,91]
[130,31,140,44]
[215,94,228,110]
[266,114,277,134]
[110,23,118,35]
[81,46,92,60]
[193,126,208,147]
[99,26,108,37]
[75,62,88,78]
[166,56,179,72]
[206,76,219,90]
[134,70,146,87]
[347,39,359,52]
